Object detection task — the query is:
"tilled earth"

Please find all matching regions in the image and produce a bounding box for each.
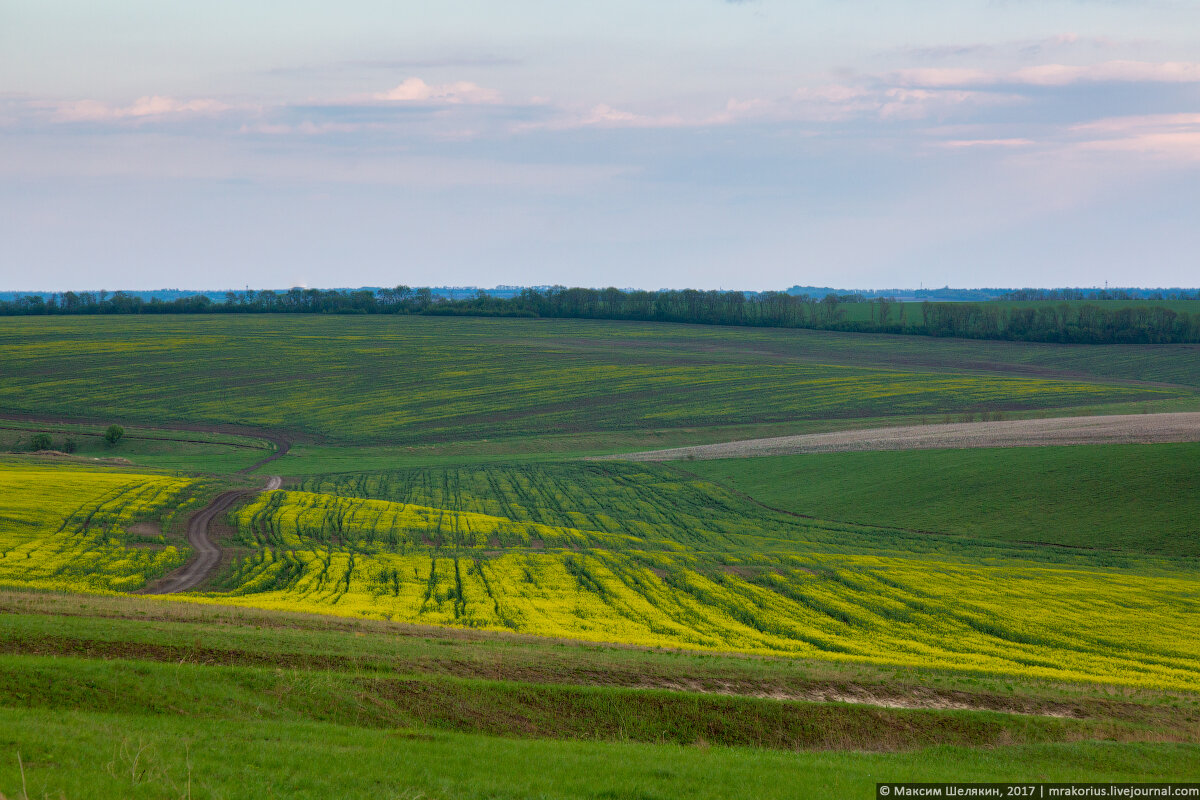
[608,412,1200,461]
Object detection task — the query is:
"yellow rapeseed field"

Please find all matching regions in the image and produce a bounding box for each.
[4,457,1196,692]
[201,464,1200,692]
[0,462,197,593]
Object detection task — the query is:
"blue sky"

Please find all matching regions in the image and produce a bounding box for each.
[2,1,1199,290]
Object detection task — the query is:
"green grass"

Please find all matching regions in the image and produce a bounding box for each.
[0,420,272,473]
[0,316,1191,449]
[0,591,1197,798]
[0,653,1103,751]
[684,443,1200,558]
[5,589,1193,716]
[4,709,1197,800]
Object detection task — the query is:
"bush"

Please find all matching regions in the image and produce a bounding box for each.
[104,425,125,445]
[62,438,78,453]
[30,433,52,451]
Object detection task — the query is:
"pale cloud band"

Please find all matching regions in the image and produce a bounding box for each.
[892,60,1200,88]
[4,0,1200,291]
[11,57,1200,164]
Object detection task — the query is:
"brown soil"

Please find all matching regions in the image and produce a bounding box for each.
[604,412,1200,461]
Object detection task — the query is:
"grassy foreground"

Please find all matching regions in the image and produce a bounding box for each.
[0,591,1196,798]
[4,710,1198,800]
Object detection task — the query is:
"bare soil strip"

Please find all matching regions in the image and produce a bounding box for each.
[604,412,1200,461]
[146,437,288,594]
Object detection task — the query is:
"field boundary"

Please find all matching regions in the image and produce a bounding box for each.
[601,412,1200,461]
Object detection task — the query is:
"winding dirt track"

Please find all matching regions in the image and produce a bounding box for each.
[146,437,289,595]
[604,412,1200,462]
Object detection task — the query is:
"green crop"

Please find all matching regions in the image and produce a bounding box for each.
[0,316,1187,446]
[168,463,1200,692]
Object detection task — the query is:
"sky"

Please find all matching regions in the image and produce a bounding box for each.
[2,1,1199,291]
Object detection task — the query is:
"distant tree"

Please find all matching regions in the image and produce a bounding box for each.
[62,438,78,454]
[876,297,895,325]
[820,293,843,323]
[104,425,125,445]
[30,433,52,450]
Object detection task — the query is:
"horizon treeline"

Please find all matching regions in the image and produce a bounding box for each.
[2,286,1199,344]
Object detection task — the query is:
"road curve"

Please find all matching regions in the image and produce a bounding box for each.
[600,412,1200,462]
[238,434,290,475]
[147,436,288,594]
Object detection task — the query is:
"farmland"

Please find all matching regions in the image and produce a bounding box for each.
[0,316,1195,452]
[0,591,1197,798]
[176,462,1200,691]
[0,461,204,593]
[686,443,1200,557]
[0,419,271,473]
[0,313,1198,795]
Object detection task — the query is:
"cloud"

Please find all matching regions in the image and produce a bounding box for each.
[898,33,1123,61]
[921,113,1200,166]
[513,100,701,132]
[48,96,231,123]
[266,56,519,76]
[892,60,1200,88]
[515,79,1024,134]
[940,138,1036,148]
[1070,113,1200,161]
[373,78,502,104]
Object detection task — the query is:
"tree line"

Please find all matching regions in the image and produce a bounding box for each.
[2,286,1198,344]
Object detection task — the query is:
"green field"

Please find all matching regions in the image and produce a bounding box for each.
[9,711,1198,800]
[835,297,1200,325]
[19,459,1166,691]
[0,419,271,473]
[1,316,1194,451]
[0,592,1196,799]
[686,443,1200,558]
[1,313,1198,794]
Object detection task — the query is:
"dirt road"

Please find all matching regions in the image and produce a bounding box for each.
[147,438,288,594]
[605,412,1200,462]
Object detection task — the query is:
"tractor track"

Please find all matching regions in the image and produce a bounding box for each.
[145,437,289,594]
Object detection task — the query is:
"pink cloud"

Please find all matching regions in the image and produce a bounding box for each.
[373,78,501,105]
[516,102,690,132]
[1068,114,1200,161]
[1079,132,1200,160]
[50,96,230,122]
[941,138,1035,148]
[1071,113,1200,135]
[892,61,1200,88]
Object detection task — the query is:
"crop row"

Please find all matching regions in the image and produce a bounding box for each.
[0,463,198,592]
[210,463,1200,691]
